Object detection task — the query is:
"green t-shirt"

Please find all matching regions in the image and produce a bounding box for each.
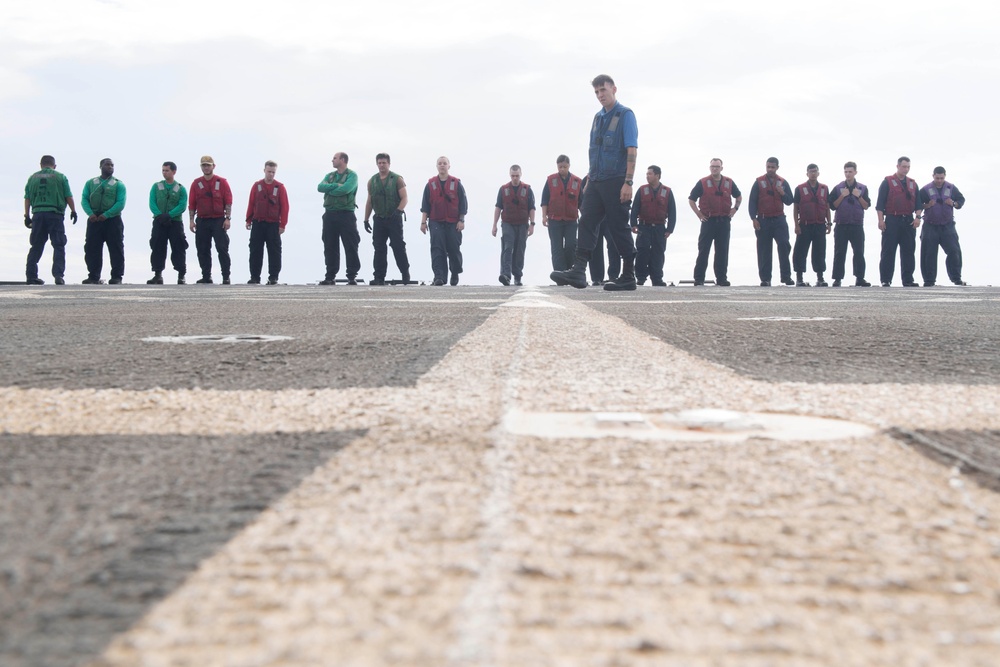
[25,168,72,213]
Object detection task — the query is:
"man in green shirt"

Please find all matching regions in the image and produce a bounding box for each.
[363,152,410,285]
[80,158,127,284]
[146,161,189,284]
[317,151,361,285]
[24,155,77,285]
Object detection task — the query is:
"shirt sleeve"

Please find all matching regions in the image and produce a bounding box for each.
[495,187,504,210]
[748,181,760,219]
[731,182,742,199]
[951,184,966,209]
[149,184,159,216]
[60,174,73,201]
[622,109,638,149]
[279,183,290,228]
[630,192,641,226]
[245,184,257,223]
[793,186,802,205]
[666,191,677,233]
[689,181,703,201]
[457,182,469,218]
[81,180,94,216]
[188,182,197,212]
[540,180,551,207]
[222,179,233,207]
[170,185,188,219]
[104,181,127,218]
[527,186,536,212]
[420,184,431,213]
[875,179,889,212]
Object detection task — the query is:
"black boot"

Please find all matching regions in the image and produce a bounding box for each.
[550,249,589,289]
[815,272,828,287]
[147,272,163,285]
[604,255,637,291]
[795,272,807,287]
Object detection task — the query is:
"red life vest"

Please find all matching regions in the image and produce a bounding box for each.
[755,174,787,217]
[884,174,917,215]
[251,180,283,222]
[428,176,461,223]
[546,173,582,221]
[192,176,229,217]
[638,184,671,224]
[500,182,531,224]
[796,181,829,224]
[698,176,733,217]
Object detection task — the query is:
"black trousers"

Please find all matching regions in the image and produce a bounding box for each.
[755,215,792,282]
[831,223,866,281]
[578,177,635,272]
[249,220,282,281]
[879,215,917,284]
[372,212,410,280]
[26,212,67,280]
[693,216,731,282]
[547,219,577,272]
[635,223,667,283]
[322,210,361,280]
[792,223,827,274]
[85,215,125,281]
[195,216,231,279]
[920,222,962,285]
[588,218,621,282]
[150,218,188,275]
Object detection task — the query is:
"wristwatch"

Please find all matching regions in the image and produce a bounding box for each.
[625,179,633,186]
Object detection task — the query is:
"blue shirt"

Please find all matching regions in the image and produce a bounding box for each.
[588,101,638,181]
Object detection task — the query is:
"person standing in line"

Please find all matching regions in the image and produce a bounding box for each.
[550,74,638,291]
[876,156,923,287]
[827,161,871,287]
[492,164,536,286]
[919,166,967,286]
[420,156,468,286]
[630,165,676,286]
[80,158,127,284]
[318,152,361,285]
[147,161,188,285]
[188,155,233,284]
[363,153,410,285]
[540,154,581,277]
[748,157,794,286]
[791,163,831,287]
[245,160,289,285]
[689,158,740,286]
[24,155,77,285]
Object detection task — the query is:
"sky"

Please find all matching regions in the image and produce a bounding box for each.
[3,0,998,287]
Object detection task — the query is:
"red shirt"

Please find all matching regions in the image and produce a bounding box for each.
[188,175,233,218]
[245,179,290,228]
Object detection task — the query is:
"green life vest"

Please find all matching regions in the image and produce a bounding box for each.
[89,177,120,215]
[28,169,67,212]
[155,181,183,219]
[323,170,356,211]
[368,171,401,218]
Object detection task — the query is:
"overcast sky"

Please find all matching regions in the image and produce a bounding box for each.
[3,0,997,286]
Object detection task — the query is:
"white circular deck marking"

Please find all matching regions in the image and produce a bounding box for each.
[504,408,874,443]
[141,334,293,344]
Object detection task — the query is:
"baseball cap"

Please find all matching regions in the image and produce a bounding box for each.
[200,155,215,166]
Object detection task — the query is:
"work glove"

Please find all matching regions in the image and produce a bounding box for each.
[24,214,32,228]
[364,220,372,234]
[154,213,172,226]
[70,211,78,224]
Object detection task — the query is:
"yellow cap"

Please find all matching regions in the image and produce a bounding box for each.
[200,155,215,165]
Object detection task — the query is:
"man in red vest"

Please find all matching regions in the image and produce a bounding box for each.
[492,165,536,286]
[245,160,289,285]
[630,165,676,286]
[420,156,468,286]
[541,155,581,275]
[188,155,233,284]
[791,164,831,286]
[876,156,923,287]
[689,158,741,286]
[748,157,794,286]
